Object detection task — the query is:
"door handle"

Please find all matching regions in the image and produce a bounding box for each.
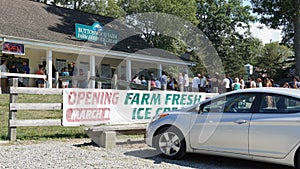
[234,119,248,124]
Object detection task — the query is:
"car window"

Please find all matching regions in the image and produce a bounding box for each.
[200,93,256,113]
[259,94,300,113]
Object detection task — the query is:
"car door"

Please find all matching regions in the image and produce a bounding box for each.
[189,93,257,154]
[250,94,300,158]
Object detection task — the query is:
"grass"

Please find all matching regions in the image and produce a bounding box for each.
[0,94,87,141]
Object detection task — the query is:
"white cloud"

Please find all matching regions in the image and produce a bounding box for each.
[250,23,282,44]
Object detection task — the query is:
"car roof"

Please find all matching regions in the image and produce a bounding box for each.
[219,87,300,99]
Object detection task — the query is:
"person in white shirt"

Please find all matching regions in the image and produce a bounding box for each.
[240,77,245,89]
[183,72,189,92]
[132,75,141,84]
[192,74,201,92]
[250,77,256,88]
[223,74,231,92]
[160,72,167,90]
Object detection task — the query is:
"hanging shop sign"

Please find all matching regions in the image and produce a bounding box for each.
[2,42,25,55]
[75,22,118,45]
[62,89,206,126]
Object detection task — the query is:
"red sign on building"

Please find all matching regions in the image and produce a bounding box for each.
[2,42,25,55]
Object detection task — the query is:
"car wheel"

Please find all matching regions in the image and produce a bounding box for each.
[154,127,186,159]
[295,151,300,169]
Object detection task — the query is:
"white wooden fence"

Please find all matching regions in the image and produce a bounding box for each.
[8,79,63,141]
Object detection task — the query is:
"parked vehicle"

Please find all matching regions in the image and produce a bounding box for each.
[145,88,300,168]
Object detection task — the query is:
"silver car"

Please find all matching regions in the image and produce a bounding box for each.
[145,88,300,168]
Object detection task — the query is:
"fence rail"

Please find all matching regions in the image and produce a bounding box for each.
[8,78,63,141]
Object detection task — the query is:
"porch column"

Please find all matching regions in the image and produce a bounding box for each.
[46,50,52,88]
[157,63,162,78]
[89,55,96,88]
[126,59,132,81]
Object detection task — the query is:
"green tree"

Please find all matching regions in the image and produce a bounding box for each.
[250,0,300,76]
[81,0,126,18]
[196,0,257,76]
[118,0,200,76]
[255,42,293,80]
[119,0,198,51]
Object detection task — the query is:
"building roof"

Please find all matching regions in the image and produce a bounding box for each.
[0,0,192,63]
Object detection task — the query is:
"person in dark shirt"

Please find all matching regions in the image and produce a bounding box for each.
[22,60,30,87]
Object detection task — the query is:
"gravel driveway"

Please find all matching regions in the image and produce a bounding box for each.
[0,138,295,169]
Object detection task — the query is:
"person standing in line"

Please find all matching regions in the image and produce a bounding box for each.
[154,77,161,89]
[61,67,70,88]
[250,77,256,88]
[183,72,189,92]
[9,63,19,86]
[167,74,175,90]
[178,72,184,92]
[22,60,30,87]
[0,60,8,93]
[36,64,45,88]
[69,62,77,88]
[141,75,147,86]
[283,82,290,88]
[132,75,141,84]
[240,77,245,89]
[69,62,77,76]
[227,74,233,91]
[265,78,273,87]
[223,74,231,92]
[257,78,263,87]
[232,77,241,90]
[160,72,167,90]
[206,75,212,93]
[150,77,157,88]
[211,72,220,93]
[192,74,200,92]
[199,73,207,92]
[293,76,300,89]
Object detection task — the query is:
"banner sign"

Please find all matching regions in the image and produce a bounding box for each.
[75,22,118,45]
[2,42,25,55]
[62,89,206,126]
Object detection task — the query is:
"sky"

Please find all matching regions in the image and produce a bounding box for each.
[250,23,282,44]
[242,0,282,44]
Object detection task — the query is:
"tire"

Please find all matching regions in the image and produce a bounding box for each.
[154,127,186,159]
[295,151,300,169]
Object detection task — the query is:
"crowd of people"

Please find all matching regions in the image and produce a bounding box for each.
[0,59,89,92]
[131,71,191,92]
[0,60,30,93]
[219,73,276,93]
[130,71,300,93]
[52,62,87,89]
[2,57,300,93]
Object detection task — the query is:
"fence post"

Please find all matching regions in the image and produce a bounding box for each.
[8,78,18,141]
